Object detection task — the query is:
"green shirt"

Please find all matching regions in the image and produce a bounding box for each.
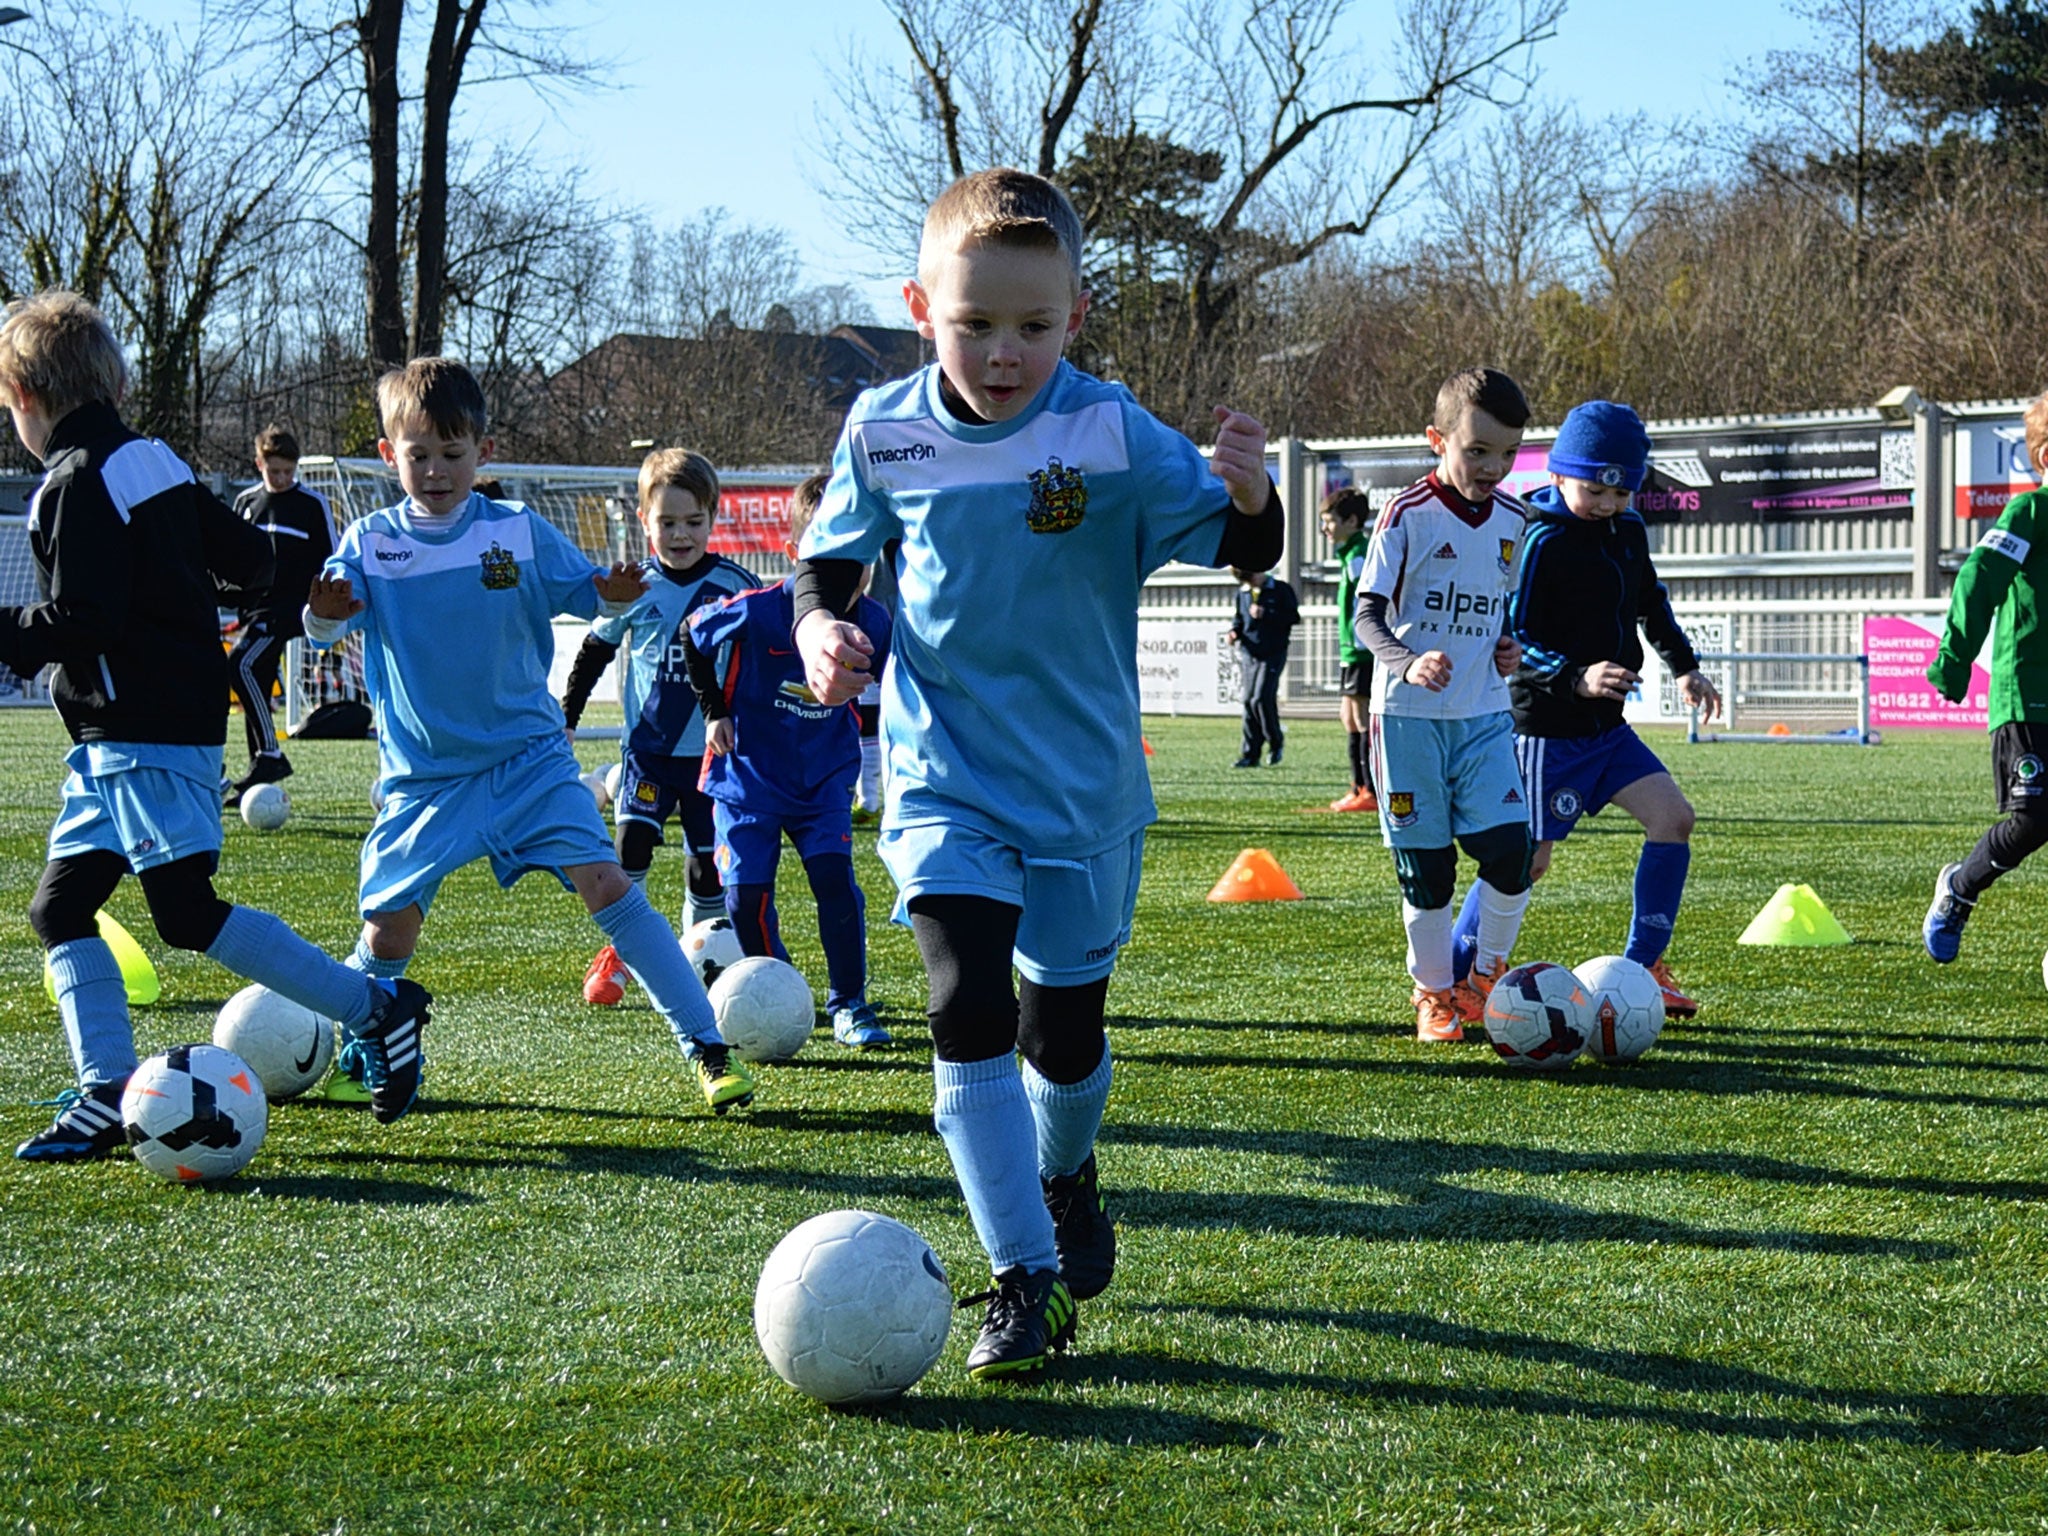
[1931,488,2048,729]
[1333,526,1371,667]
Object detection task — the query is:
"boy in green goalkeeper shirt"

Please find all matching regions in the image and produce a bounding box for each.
[1924,389,2048,962]
[1321,486,1376,812]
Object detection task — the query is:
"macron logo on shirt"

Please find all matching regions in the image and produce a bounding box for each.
[374,547,413,563]
[867,443,936,465]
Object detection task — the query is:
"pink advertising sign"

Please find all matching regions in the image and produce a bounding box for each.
[1863,615,1988,730]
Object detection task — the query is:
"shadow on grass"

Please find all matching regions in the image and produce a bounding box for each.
[855,1388,1266,1447]
[229,1172,482,1205]
[1127,1302,2044,1456]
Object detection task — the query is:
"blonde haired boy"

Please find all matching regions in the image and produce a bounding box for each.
[0,290,429,1157]
[559,446,758,1006]
[793,167,1281,1380]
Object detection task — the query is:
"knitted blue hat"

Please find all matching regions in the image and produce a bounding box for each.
[1547,401,1651,492]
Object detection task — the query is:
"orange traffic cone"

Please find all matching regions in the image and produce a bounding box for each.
[1207,848,1304,902]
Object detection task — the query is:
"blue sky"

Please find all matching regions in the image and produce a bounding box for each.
[125,0,1815,319]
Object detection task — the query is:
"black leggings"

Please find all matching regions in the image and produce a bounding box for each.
[30,850,232,953]
[907,893,1109,1084]
[1957,806,2048,902]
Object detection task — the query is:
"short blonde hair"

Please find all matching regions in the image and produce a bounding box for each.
[918,168,1084,290]
[638,447,720,514]
[375,356,488,441]
[787,472,829,547]
[0,290,127,417]
[2025,390,2048,477]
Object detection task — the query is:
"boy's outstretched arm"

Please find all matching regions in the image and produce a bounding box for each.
[1930,517,2029,701]
[793,557,875,707]
[1210,406,1284,571]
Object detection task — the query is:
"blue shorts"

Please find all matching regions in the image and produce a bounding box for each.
[615,749,715,850]
[361,733,615,916]
[879,822,1145,986]
[713,799,854,886]
[1515,724,1666,842]
[48,743,225,872]
[1371,712,1526,849]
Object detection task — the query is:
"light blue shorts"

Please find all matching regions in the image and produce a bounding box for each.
[361,734,616,916]
[879,821,1145,986]
[48,743,225,872]
[1371,712,1527,849]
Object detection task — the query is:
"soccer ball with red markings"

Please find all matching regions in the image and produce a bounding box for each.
[754,1209,952,1404]
[1573,955,1665,1064]
[1482,961,1591,1070]
[682,917,747,990]
[121,1043,269,1183]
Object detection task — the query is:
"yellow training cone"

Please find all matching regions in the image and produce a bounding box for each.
[44,911,162,1006]
[1737,883,1851,946]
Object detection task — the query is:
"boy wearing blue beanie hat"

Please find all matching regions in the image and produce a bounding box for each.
[1453,399,1720,1019]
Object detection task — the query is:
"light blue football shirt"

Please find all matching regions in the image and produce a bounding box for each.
[320,493,608,781]
[800,361,1234,857]
[589,553,759,749]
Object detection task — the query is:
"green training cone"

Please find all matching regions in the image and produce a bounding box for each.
[1737,882,1852,947]
[43,911,162,1006]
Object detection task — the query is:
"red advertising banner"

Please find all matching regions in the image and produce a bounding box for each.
[1955,419,2036,519]
[1863,615,1987,730]
[711,484,797,554]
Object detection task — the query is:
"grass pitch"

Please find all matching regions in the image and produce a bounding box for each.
[0,712,2043,1534]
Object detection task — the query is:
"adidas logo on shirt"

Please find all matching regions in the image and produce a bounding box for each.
[1433,542,1457,559]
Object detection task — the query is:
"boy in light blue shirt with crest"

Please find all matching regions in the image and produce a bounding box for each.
[305,358,755,1114]
[794,168,1282,1381]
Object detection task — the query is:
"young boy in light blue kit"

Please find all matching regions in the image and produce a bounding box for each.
[794,168,1280,1380]
[0,289,431,1158]
[304,357,756,1114]
[679,472,893,1048]
[559,447,757,1006]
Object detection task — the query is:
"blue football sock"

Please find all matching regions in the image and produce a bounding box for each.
[803,853,867,1013]
[595,885,718,1051]
[1022,1047,1111,1181]
[206,906,376,1030]
[1449,882,1482,982]
[47,937,135,1088]
[341,939,411,1039]
[934,1054,1059,1275]
[1625,841,1691,965]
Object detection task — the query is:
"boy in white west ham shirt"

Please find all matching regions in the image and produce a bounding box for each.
[1355,367,1535,1043]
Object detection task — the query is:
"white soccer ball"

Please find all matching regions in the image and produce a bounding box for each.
[213,983,334,1100]
[754,1209,952,1404]
[1483,960,1592,1071]
[240,782,290,831]
[121,1043,268,1183]
[709,956,814,1063]
[580,768,610,810]
[603,762,623,806]
[1573,955,1666,1064]
[682,916,747,989]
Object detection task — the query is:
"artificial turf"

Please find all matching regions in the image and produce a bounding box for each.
[0,712,2042,1534]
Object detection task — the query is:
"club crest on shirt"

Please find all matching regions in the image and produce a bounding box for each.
[1498,538,1517,573]
[1026,456,1087,534]
[478,541,520,590]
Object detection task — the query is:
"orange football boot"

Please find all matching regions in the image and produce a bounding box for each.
[1413,985,1464,1043]
[1330,788,1380,813]
[582,944,628,1007]
[1647,958,1697,1019]
[1452,954,1510,1024]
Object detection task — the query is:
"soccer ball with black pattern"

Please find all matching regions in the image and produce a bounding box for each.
[1572,955,1665,1064]
[754,1209,953,1404]
[213,983,335,1100]
[681,917,746,989]
[1482,961,1592,1070]
[121,1044,269,1183]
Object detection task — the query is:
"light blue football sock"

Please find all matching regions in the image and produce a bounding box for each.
[206,906,377,1031]
[47,937,135,1088]
[340,939,411,1040]
[934,1054,1059,1275]
[594,885,718,1051]
[1625,841,1691,965]
[1022,1047,1112,1181]
[1449,882,1482,982]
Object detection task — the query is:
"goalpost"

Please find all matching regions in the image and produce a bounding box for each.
[1684,648,1876,745]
